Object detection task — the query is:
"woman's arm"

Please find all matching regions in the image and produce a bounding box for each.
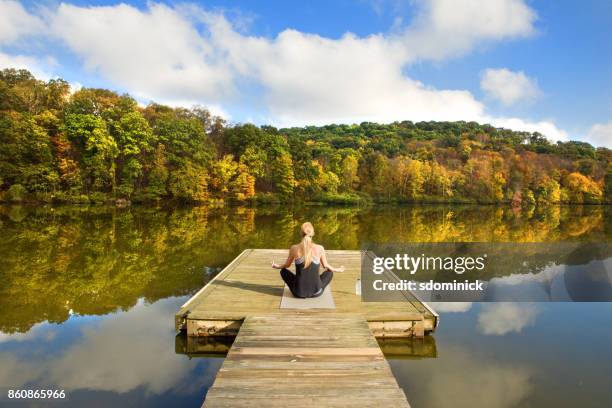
[320,246,345,273]
[272,246,296,269]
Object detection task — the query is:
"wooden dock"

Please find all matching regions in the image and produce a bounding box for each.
[202,313,411,407]
[176,249,438,407]
[176,249,438,338]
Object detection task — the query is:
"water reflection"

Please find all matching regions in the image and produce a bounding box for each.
[175,335,234,357]
[429,302,541,336]
[0,297,221,407]
[477,303,540,335]
[388,344,536,408]
[388,302,612,408]
[484,258,612,302]
[377,337,438,359]
[1,204,608,335]
[0,204,610,407]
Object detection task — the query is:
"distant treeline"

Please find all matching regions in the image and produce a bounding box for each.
[1,69,610,205]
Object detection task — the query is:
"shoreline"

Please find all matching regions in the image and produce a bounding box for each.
[1,199,610,208]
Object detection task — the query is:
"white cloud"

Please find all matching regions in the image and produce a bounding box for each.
[198,7,524,127]
[488,116,568,142]
[0,51,52,80]
[401,0,537,61]
[478,303,539,335]
[48,3,234,103]
[68,81,82,94]
[152,97,232,120]
[585,121,612,148]
[0,0,43,44]
[243,31,486,127]
[481,68,542,106]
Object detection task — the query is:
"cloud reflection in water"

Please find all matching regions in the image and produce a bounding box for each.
[0,297,221,401]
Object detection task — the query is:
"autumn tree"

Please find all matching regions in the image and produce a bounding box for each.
[339,154,360,192]
[232,164,256,201]
[564,172,603,204]
[210,155,239,199]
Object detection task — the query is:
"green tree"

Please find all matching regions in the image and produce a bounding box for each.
[272,153,296,198]
[605,170,612,204]
[64,113,118,192]
[113,111,154,197]
[143,144,169,201]
[168,162,209,202]
[0,112,58,192]
[210,155,239,199]
[340,154,360,192]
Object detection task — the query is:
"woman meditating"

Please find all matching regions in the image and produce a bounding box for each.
[272,222,345,298]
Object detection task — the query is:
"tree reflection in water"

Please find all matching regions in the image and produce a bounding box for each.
[0,204,609,333]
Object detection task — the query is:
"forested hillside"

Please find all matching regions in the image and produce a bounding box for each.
[1,69,610,205]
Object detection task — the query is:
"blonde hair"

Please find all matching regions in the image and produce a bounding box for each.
[300,222,315,267]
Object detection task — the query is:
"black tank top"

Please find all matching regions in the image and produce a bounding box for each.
[292,254,322,298]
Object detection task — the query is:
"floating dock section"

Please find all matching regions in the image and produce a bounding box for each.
[176,249,438,338]
[176,249,439,407]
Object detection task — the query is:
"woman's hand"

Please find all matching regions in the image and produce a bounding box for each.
[272,260,280,269]
[336,265,345,273]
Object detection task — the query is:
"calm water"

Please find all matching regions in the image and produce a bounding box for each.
[0,204,610,407]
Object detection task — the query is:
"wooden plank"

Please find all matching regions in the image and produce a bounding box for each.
[202,313,411,408]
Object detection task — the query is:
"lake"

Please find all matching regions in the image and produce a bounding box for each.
[0,204,611,407]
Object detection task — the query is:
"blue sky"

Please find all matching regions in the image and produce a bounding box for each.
[2,0,611,146]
